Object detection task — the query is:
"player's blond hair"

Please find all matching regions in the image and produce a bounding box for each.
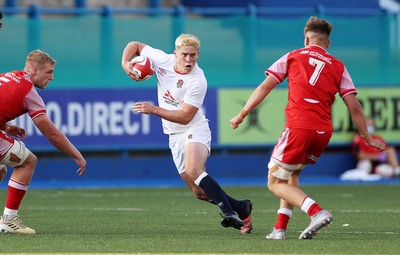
[25,49,56,71]
[175,34,201,50]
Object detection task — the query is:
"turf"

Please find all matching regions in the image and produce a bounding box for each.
[0,184,399,254]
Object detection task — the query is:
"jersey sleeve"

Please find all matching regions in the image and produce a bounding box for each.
[183,74,207,109]
[140,45,170,66]
[265,53,290,83]
[339,66,357,98]
[24,87,46,119]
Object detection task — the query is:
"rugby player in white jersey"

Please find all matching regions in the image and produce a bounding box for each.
[121,34,253,234]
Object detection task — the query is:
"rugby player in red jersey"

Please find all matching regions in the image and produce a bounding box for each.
[0,50,86,234]
[230,16,385,240]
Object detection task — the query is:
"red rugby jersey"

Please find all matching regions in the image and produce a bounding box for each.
[266,45,357,132]
[0,70,46,128]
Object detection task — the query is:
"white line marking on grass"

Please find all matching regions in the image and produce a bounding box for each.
[332,231,400,235]
[93,207,147,211]
[25,206,147,211]
[337,209,400,213]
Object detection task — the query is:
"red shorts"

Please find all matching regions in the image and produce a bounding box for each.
[271,127,332,165]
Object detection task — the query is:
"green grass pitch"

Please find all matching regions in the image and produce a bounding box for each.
[0,184,399,254]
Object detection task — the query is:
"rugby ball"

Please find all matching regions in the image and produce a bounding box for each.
[131,56,154,81]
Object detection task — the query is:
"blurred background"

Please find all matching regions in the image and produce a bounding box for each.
[1,0,399,187]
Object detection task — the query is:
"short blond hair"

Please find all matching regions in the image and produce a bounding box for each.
[25,49,56,71]
[175,34,201,50]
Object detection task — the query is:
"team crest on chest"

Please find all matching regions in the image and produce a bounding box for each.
[176,79,184,88]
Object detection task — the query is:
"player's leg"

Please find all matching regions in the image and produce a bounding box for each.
[267,128,333,239]
[267,163,306,208]
[171,133,210,202]
[180,171,209,201]
[0,141,36,234]
[224,195,252,234]
[180,171,253,233]
[385,146,400,176]
[266,171,300,240]
[267,160,333,240]
[297,130,334,239]
[184,142,243,229]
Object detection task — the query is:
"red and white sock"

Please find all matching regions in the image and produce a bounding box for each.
[301,197,322,217]
[2,179,29,221]
[274,208,292,230]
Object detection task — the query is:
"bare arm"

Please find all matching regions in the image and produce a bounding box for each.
[32,114,86,176]
[121,41,147,81]
[133,101,198,125]
[343,94,385,151]
[229,75,279,129]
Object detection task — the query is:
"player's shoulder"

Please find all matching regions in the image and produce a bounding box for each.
[2,70,32,86]
[288,46,316,55]
[193,65,207,82]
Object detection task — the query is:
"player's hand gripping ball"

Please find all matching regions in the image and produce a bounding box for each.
[131,56,154,81]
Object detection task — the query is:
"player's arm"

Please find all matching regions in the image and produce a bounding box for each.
[32,114,87,176]
[133,101,198,125]
[121,41,147,80]
[229,75,279,129]
[343,93,385,151]
[3,123,26,140]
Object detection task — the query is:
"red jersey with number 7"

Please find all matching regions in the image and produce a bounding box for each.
[266,45,357,132]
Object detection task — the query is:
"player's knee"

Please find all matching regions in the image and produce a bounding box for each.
[27,153,37,166]
[267,160,294,194]
[268,161,293,180]
[20,153,37,171]
[267,176,281,195]
[266,180,276,194]
[186,168,203,182]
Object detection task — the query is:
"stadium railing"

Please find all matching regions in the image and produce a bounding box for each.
[0,3,390,17]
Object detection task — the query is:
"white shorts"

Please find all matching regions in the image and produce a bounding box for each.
[0,140,31,168]
[169,122,211,174]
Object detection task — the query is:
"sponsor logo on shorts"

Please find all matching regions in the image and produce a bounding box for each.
[307,154,318,161]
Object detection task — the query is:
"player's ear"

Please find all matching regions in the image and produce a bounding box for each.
[33,67,40,76]
[326,39,331,49]
[304,36,309,47]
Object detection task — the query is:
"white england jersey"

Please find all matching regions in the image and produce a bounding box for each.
[140,45,208,134]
